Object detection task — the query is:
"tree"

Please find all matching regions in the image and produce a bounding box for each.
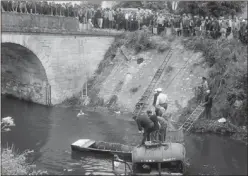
[80,1,101,9]
[177,1,246,17]
[113,1,143,9]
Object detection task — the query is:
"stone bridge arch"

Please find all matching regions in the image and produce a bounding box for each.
[2,32,115,105]
[1,42,51,105]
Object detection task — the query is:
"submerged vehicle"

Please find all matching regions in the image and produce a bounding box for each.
[112,129,187,176]
[112,142,186,176]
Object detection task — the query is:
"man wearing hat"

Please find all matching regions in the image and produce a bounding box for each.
[154,88,169,116]
[201,90,212,119]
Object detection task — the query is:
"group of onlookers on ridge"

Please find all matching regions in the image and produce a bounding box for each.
[2,1,247,43]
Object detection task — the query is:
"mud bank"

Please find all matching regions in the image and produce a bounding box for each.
[190,119,247,145]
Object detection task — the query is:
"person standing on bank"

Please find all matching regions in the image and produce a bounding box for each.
[201,90,212,119]
[201,77,209,102]
[154,88,169,116]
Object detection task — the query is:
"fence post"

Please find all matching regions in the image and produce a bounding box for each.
[45,82,51,106]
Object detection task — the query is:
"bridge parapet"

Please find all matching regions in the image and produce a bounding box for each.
[2,12,79,33]
[2,12,123,36]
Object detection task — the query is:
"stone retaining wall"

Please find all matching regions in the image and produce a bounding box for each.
[2,12,79,32]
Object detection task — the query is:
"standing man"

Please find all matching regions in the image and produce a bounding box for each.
[201,77,209,103]
[202,90,212,119]
[108,9,114,29]
[153,89,161,116]
[136,8,142,30]
[157,13,165,34]
[154,88,169,115]
[157,116,167,142]
[96,8,103,28]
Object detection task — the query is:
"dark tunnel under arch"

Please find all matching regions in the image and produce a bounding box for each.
[1,42,50,105]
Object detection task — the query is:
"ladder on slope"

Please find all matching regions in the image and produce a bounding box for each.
[132,49,173,116]
[179,105,205,132]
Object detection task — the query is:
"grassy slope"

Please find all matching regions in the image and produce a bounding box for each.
[181,37,247,127]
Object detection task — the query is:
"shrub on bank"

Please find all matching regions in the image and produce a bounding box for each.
[1,117,48,175]
[123,30,157,53]
[157,43,170,53]
[182,37,247,127]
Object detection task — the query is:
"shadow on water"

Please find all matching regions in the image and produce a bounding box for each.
[1,96,247,175]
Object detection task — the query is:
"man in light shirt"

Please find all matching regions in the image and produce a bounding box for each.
[125,12,130,30]
[157,13,165,34]
[154,88,168,114]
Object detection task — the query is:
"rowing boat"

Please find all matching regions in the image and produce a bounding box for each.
[71,139,133,159]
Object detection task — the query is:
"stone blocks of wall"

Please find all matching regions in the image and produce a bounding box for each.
[2,12,79,33]
[2,33,115,105]
[1,73,47,104]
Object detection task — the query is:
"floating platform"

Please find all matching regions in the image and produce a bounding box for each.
[71,139,133,159]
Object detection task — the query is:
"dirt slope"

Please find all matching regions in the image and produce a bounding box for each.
[96,36,207,121]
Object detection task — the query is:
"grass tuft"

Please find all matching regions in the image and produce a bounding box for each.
[1,145,48,175]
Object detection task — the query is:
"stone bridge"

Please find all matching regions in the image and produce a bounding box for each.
[1,12,121,105]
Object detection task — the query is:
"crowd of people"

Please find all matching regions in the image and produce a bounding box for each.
[2,1,247,43]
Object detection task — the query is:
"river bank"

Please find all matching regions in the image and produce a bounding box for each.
[191,119,248,145]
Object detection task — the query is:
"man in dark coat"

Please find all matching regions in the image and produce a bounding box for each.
[133,110,159,145]
[202,90,213,119]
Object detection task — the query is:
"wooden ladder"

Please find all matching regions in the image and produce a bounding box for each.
[132,49,173,116]
[179,105,205,132]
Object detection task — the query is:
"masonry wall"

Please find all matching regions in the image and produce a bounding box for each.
[2,12,79,33]
[2,33,115,105]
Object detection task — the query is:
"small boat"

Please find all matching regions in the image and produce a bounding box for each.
[71,139,133,160]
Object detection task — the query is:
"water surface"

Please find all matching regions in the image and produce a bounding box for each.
[1,96,247,175]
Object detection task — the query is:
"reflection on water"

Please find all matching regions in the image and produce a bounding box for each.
[1,96,247,175]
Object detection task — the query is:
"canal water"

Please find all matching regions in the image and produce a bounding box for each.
[1,96,247,175]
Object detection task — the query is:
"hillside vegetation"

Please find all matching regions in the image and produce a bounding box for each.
[181,37,247,127]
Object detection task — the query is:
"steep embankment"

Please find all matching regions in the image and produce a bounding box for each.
[86,30,247,143]
[88,31,207,119]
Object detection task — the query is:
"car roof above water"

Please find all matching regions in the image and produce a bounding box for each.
[132,143,186,163]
